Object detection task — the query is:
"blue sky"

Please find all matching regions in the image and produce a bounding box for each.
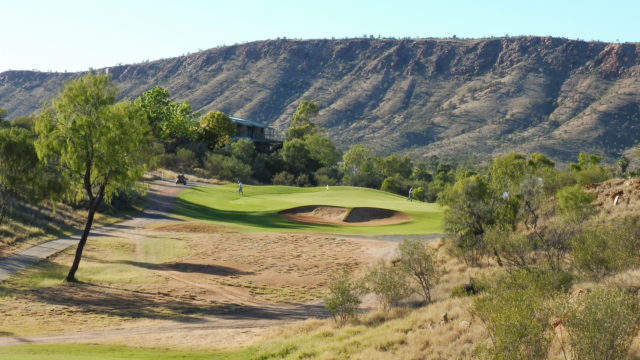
[1,0,637,72]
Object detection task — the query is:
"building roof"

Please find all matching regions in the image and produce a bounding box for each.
[230,116,271,129]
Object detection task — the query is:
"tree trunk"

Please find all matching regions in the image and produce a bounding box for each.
[65,195,103,282]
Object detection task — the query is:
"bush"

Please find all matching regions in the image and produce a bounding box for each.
[565,287,640,360]
[412,186,425,201]
[314,166,341,186]
[203,153,225,177]
[380,176,404,195]
[556,184,596,222]
[364,260,413,310]
[571,217,640,279]
[271,171,296,185]
[451,278,489,297]
[294,173,312,187]
[473,269,573,360]
[396,239,440,303]
[324,270,363,324]
[174,148,198,172]
[204,153,251,181]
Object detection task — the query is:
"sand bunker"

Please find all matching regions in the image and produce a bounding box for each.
[279,205,411,226]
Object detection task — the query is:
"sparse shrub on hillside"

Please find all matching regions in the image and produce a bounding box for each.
[364,260,414,310]
[557,184,596,222]
[564,287,640,360]
[438,174,497,265]
[271,171,296,186]
[569,152,612,185]
[451,278,489,297]
[324,270,363,324]
[396,239,440,303]
[473,269,573,360]
[571,217,640,279]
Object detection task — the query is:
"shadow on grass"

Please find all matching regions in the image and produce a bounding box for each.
[173,198,340,232]
[117,260,255,276]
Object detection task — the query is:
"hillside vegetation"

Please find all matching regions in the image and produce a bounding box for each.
[1,37,639,161]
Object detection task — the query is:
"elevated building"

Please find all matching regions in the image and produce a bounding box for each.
[230,116,284,152]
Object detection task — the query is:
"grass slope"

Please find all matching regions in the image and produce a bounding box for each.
[174,185,443,235]
[0,344,253,360]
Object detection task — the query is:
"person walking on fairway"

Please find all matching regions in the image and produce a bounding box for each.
[408,187,414,202]
[238,181,244,195]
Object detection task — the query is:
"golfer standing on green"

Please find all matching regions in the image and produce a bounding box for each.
[238,181,244,195]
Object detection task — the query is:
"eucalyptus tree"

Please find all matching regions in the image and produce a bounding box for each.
[35,74,153,282]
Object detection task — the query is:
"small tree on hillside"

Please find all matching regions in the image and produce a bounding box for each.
[396,239,440,303]
[565,287,640,360]
[324,269,363,324]
[617,156,630,175]
[364,260,413,310]
[35,74,153,282]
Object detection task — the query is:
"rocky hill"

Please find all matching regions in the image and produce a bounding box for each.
[1,37,639,162]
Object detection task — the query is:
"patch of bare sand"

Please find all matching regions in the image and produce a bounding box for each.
[279,206,411,226]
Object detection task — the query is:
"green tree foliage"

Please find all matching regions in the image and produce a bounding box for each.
[473,269,573,360]
[342,144,377,176]
[281,138,313,175]
[0,108,7,128]
[230,139,256,165]
[564,287,640,360]
[174,148,198,172]
[556,184,596,222]
[314,166,341,186]
[271,171,296,185]
[364,260,413,310]
[411,161,432,182]
[135,86,197,143]
[396,239,440,303]
[412,186,425,201]
[617,155,630,174]
[286,100,319,140]
[204,153,251,181]
[324,270,363,324]
[376,154,413,178]
[571,217,640,279]
[342,144,383,187]
[198,111,236,150]
[0,127,62,223]
[438,175,497,264]
[304,133,341,168]
[380,176,404,195]
[35,74,153,282]
[569,152,611,185]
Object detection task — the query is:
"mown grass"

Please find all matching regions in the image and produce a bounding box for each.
[0,343,255,360]
[174,185,444,235]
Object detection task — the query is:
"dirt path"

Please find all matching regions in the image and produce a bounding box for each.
[0,181,186,281]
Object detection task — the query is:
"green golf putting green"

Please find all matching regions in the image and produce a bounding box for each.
[173,185,443,235]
